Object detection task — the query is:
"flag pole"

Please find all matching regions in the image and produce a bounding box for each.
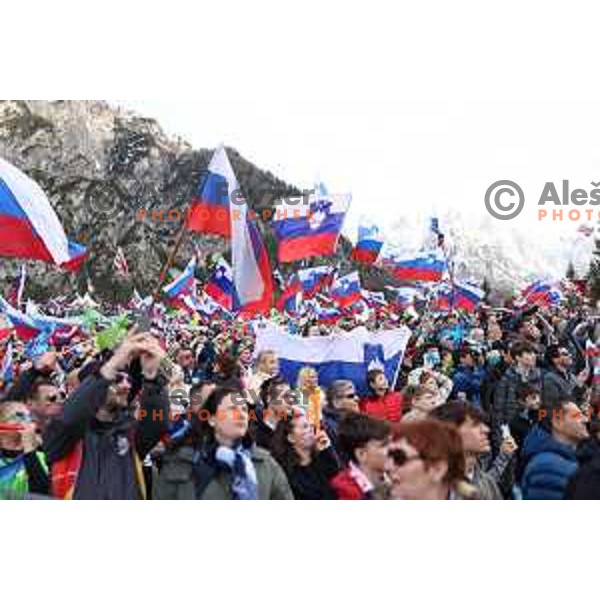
[152,218,190,302]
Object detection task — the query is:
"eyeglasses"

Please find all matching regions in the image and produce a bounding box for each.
[388,448,422,466]
[338,393,357,400]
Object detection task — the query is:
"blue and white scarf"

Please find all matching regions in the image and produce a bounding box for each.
[215,445,258,500]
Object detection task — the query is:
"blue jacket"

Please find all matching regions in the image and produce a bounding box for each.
[452,366,485,406]
[520,426,578,500]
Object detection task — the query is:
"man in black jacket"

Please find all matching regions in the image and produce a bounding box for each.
[44,330,169,500]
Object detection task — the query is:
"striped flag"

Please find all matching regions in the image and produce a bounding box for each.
[205,258,236,311]
[163,257,197,300]
[273,193,351,262]
[351,225,384,265]
[331,272,362,309]
[298,266,335,299]
[453,281,486,311]
[186,147,273,315]
[0,157,86,270]
[383,253,447,283]
[113,246,130,278]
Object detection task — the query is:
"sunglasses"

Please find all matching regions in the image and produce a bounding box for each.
[388,448,422,467]
[339,393,358,400]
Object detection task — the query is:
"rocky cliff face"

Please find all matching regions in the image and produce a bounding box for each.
[0,100,298,300]
[0,100,587,304]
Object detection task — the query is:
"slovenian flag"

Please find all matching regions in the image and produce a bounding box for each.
[163,257,197,300]
[205,258,237,312]
[384,253,447,282]
[187,147,273,316]
[453,281,485,311]
[298,266,335,299]
[351,225,383,265]
[0,157,86,270]
[273,193,351,262]
[521,280,561,307]
[255,323,412,396]
[331,271,362,309]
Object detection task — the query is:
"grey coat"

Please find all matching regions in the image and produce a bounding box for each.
[154,445,293,500]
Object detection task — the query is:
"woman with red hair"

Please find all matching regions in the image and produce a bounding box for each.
[388,419,476,500]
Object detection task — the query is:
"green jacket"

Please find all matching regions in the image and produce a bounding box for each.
[155,445,293,500]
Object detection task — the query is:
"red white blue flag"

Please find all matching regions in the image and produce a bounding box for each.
[0,158,86,270]
[273,193,351,262]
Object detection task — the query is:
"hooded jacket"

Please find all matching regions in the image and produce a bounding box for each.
[520,426,578,500]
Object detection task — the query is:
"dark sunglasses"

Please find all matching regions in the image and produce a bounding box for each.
[389,448,422,467]
[339,393,358,400]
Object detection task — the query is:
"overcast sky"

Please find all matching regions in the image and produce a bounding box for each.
[107,3,600,267]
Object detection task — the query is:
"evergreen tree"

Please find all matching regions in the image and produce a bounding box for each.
[566,261,576,281]
[588,237,600,303]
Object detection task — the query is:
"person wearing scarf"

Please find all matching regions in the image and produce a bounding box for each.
[154,385,293,500]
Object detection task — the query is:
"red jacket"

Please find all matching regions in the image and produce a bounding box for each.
[359,391,403,422]
[330,468,369,500]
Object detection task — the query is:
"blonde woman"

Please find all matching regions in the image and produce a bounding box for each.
[247,350,279,405]
[296,367,324,430]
